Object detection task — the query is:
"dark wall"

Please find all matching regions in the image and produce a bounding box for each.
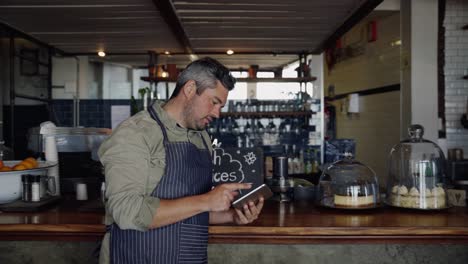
[3,104,49,159]
[2,99,131,159]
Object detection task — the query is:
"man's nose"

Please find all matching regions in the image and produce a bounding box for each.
[211,106,221,118]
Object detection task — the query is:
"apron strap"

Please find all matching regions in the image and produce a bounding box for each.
[200,133,210,151]
[148,102,211,152]
[147,103,169,143]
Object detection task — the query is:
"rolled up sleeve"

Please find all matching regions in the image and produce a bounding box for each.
[99,123,161,231]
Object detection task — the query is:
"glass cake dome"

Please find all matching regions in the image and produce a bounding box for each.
[386,124,449,210]
[316,153,380,209]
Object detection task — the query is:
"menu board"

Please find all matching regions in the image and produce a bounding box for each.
[212,147,264,198]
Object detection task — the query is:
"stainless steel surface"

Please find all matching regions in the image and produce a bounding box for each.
[27,126,109,155]
[273,156,288,179]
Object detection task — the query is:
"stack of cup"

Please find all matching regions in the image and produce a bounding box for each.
[76,183,88,200]
[40,121,60,196]
[44,135,60,196]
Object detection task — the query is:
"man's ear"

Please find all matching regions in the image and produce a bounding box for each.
[182,80,196,99]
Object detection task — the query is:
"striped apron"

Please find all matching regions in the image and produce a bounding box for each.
[108,105,213,264]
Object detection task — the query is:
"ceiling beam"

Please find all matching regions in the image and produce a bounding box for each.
[314,0,384,53]
[65,51,306,56]
[0,22,66,55]
[152,0,193,54]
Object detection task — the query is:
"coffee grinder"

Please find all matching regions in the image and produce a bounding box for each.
[270,156,293,202]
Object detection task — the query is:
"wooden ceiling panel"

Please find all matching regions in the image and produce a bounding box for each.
[0,0,151,6]
[0,0,382,68]
[0,0,183,54]
[173,0,370,54]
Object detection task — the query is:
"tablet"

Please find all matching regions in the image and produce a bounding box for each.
[232,184,273,209]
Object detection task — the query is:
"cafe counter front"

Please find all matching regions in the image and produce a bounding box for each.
[0,200,467,263]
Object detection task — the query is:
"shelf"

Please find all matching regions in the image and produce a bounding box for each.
[236,77,316,83]
[220,111,315,118]
[141,77,316,83]
[141,76,177,82]
[14,92,50,103]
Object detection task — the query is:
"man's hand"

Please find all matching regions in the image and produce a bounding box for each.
[233,197,264,225]
[203,183,252,212]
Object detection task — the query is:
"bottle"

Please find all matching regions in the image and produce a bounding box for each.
[31,175,41,202]
[304,149,313,175]
[245,120,252,135]
[22,175,32,202]
[288,156,294,175]
[232,119,240,136]
[293,152,302,174]
[219,119,227,135]
[299,149,305,174]
[311,150,319,174]
[305,158,313,175]
[257,120,264,133]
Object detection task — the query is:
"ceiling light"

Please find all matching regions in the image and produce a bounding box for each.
[161,71,168,78]
[189,54,199,61]
[164,51,170,55]
[226,49,234,55]
[391,40,401,46]
[97,51,106,57]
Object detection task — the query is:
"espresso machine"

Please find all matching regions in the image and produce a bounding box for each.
[269,156,293,202]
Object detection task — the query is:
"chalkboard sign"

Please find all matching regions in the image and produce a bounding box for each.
[212,147,264,198]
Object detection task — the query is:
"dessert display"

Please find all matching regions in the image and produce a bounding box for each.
[333,185,377,208]
[334,194,376,208]
[388,185,446,209]
[386,125,449,210]
[316,153,380,210]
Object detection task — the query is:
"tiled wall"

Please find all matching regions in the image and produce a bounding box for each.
[324,12,401,183]
[444,0,468,158]
[51,99,131,128]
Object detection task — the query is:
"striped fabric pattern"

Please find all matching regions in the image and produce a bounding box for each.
[108,105,212,264]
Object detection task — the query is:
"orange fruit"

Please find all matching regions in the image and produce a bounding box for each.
[0,160,3,168]
[20,160,35,169]
[0,166,12,172]
[24,157,38,168]
[12,164,27,171]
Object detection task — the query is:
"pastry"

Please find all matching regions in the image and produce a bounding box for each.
[334,185,376,208]
[389,185,446,209]
[334,194,375,208]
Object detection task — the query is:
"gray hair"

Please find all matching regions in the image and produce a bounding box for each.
[170,57,236,99]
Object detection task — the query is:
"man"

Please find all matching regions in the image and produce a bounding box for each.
[99,57,264,264]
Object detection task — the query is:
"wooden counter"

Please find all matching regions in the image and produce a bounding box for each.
[0,200,467,243]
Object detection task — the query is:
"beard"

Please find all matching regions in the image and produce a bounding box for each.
[182,100,206,130]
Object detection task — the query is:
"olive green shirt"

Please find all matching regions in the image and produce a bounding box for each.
[98,101,213,263]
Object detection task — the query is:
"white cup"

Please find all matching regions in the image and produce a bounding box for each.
[76,183,88,201]
[44,136,58,161]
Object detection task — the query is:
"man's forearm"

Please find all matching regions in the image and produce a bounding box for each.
[209,210,234,224]
[149,195,209,229]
